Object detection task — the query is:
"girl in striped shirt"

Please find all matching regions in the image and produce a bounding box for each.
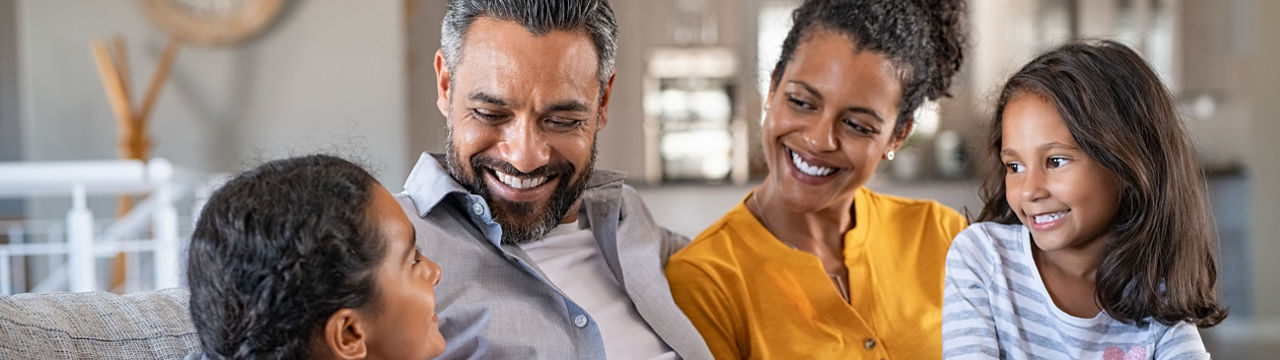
[942,40,1228,359]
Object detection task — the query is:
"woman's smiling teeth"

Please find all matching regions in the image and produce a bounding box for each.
[1033,210,1069,224]
[494,170,548,190]
[789,148,837,177]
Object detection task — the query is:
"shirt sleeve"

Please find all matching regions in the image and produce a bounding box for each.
[660,226,691,259]
[941,225,1002,359]
[1154,321,1211,360]
[938,203,971,241]
[666,256,743,359]
[618,184,691,262]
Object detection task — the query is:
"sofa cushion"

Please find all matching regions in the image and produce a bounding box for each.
[0,288,200,359]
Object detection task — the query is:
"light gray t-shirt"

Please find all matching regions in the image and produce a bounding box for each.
[521,223,677,360]
[942,222,1210,360]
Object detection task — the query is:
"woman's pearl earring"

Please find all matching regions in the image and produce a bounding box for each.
[886,150,896,161]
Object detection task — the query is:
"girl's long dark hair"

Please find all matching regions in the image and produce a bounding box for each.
[188,155,386,359]
[976,40,1227,327]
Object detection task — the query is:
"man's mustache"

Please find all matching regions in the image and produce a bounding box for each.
[470,154,575,179]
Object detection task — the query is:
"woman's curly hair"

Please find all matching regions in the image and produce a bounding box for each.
[770,0,967,139]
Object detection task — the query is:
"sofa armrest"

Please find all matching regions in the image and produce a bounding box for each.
[0,288,200,359]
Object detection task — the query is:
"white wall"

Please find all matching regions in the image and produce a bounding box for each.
[405,0,449,162]
[0,0,17,163]
[17,0,409,187]
[968,0,1039,107]
[1245,0,1280,341]
[0,0,20,217]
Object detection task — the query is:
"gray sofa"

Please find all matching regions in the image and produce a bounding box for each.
[0,288,201,359]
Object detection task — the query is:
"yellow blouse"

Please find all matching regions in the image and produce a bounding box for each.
[666,187,967,359]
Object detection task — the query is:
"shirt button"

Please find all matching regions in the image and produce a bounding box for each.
[863,338,876,349]
[573,315,588,328]
[471,203,484,215]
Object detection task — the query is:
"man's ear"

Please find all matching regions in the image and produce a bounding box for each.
[323,308,368,360]
[596,71,616,130]
[435,49,452,118]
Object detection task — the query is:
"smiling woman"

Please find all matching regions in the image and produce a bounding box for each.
[664,0,969,359]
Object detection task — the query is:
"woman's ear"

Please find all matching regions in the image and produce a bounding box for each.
[765,77,779,105]
[323,308,368,360]
[890,119,916,149]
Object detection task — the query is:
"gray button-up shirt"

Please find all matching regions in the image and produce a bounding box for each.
[397,153,712,360]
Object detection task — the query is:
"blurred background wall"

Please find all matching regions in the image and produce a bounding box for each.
[12,0,410,185]
[0,0,20,218]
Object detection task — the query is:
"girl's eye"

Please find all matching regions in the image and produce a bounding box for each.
[412,253,422,266]
[1005,162,1025,173]
[1047,157,1070,168]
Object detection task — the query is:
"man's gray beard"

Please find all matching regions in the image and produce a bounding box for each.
[445,127,597,245]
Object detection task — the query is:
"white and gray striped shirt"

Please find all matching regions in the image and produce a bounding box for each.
[941,222,1210,359]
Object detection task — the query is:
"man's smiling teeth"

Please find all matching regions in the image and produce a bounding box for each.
[1034,210,1069,224]
[494,170,548,189]
[790,149,836,177]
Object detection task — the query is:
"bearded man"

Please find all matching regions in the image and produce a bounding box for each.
[396,0,712,359]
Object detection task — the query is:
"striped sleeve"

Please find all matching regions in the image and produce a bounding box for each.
[941,225,1002,359]
[1154,321,1210,360]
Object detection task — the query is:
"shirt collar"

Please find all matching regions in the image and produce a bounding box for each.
[401,152,470,217]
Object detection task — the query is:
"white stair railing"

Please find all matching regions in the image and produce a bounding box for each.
[0,158,188,294]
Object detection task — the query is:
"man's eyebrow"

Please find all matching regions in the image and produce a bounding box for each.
[469,91,508,106]
[545,100,589,113]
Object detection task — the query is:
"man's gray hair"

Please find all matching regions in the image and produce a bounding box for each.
[440,0,618,99]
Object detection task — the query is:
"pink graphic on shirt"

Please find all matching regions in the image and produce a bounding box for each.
[1102,346,1148,360]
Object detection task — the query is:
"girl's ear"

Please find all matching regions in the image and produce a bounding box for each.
[323,308,368,360]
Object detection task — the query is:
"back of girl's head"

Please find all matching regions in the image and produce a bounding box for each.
[977,39,1226,327]
[188,154,385,359]
[771,0,966,139]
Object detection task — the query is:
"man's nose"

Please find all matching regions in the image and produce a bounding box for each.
[497,117,551,173]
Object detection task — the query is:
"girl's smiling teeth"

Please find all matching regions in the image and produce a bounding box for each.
[787,147,838,177]
[492,169,549,189]
[1032,210,1070,224]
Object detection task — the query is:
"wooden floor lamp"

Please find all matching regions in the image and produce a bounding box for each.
[91,35,179,293]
